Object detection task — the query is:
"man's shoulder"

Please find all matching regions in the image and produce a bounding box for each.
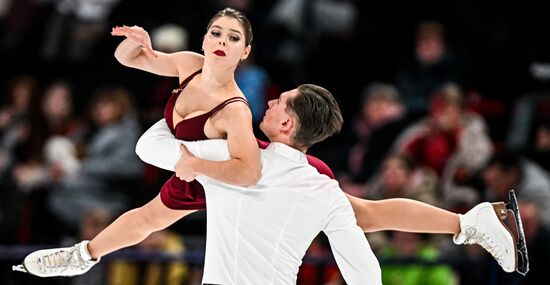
[256,139,270,149]
[306,154,335,179]
[258,145,336,179]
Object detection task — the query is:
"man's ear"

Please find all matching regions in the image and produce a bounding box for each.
[280,116,294,135]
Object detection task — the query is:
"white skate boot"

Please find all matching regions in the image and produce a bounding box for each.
[12,240,99,277]
[453,190,529,275]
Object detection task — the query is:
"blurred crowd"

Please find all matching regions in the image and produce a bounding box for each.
[1,0,550,285]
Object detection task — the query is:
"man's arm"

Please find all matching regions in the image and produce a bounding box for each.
[135,119,230,171]
[323,189,382,285]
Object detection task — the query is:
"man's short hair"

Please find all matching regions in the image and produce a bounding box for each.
[437,82,464,107]
[362,82,401,105]
[486,150,521,173]
[286,84,343,149]
[416,20,445,41]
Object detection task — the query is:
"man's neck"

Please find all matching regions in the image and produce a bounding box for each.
[269,138,308,153]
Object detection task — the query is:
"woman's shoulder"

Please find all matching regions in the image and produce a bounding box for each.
[210,91,252,127]
[214,96,251,119]
[216,85,249,111]
[173,51,204,80]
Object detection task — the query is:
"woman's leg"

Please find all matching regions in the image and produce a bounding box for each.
[346,194,459,234]
[88,194,195,259]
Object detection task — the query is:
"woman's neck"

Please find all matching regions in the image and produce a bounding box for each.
[200,65,236,91]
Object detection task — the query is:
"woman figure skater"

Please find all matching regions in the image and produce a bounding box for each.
[17,7,261,277]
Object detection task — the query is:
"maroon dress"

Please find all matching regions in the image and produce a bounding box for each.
[160,70,248,209]
[160,70,336,210]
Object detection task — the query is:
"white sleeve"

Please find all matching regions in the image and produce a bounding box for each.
[135,119,231,171]
[323,190,382,285]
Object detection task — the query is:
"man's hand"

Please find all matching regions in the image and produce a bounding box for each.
[175,144,196,182]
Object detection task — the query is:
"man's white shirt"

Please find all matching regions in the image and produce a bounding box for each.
[136,119,381,285]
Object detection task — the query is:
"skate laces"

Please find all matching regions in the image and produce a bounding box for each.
[463,227,504,265]
[36,245,89,274]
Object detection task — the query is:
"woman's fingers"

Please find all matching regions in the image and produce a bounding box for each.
[111,25,156,57]
[111,27,140,42]
[111,26,130,36]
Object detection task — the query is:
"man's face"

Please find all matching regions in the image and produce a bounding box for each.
[259,89,299,139]
[416,35,444,65]
[365,99,397,127]
[483,165,518,198]
[429,96,461,130]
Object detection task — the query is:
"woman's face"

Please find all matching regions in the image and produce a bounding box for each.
[203,16,250,69]
[43,85,72,121]
[12,81,33,112]
[381,156,410,191]
[92,100,119,126]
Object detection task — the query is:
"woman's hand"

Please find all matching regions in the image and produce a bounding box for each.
[111,25,157,58]
[175,144,197,182]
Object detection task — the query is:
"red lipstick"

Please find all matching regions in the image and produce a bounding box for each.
[213,50,226,56]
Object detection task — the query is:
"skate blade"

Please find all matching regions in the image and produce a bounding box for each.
[506,189,529,276]
[12,264,28,273]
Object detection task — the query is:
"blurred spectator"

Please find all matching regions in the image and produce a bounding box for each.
[151,23,188,54]
[0,0,9,19]
[48,87,143,229]
[0,76,40,172]
[358,154,440,265]
[140,24,190,127]
[41,0,121,61]
[58,209,189,285]
[379,232,457,285]
[41,80,84,139]
[236,56,270,125]
[62,208,113,285]
[507,94,550,152]
[0,76,45,244]
[108,230,189,285]
[11,80,85,191]
[41,81,85,180]
[525,119,550,172]
[396,83,493,208]
[344,83,416,184]
[266,0,356,86]
[297,236,341,285]
[482,150,550,227]
[395,21,463,116]
[367,153,438,206]
[3,81,85,244]
[1,0,50,53]
[506,199,550,284]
